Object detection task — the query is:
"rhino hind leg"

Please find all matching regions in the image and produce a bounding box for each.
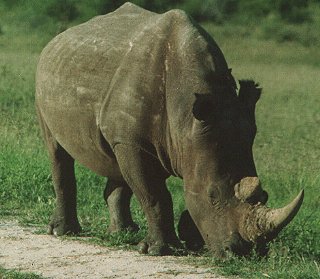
[114,144,181,255]
[47,143,81,236]
[104,179,139,233]
[37,110,81,236]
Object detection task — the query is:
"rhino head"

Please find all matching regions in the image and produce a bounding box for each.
[180,80,304,257]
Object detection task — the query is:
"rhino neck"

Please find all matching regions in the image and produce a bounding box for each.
[162,11,230,178]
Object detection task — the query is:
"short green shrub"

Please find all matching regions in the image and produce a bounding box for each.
[1,0,20,8]
[277,0,311,23]
[85,0,182,16]
[97,0,127,14]
[180,0,238,22]
[0,267,44,279]
[46,0,79,22]
[237,0,274,20]
[178,0,312,23]
[259,15,320,46]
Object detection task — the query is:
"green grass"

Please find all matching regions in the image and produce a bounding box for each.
[0,10,319,279]
[0,267,45,279]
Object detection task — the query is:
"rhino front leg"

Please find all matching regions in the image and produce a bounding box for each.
[114,144,181,255]
[104,179,139,233]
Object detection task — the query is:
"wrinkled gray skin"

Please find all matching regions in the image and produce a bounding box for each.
[36,2,303,257]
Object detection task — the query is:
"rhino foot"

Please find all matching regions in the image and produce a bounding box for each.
[107,222,139,234]
[138,236,183,256]
[138,241,173,256]
[48,216,82,236]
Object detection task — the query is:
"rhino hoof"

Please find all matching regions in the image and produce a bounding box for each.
[138,241,173,256]
[138,236,183,256]
[48,220,82,236]
[107,222,139,234]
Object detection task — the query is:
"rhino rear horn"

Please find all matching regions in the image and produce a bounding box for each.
[235,177,268,205]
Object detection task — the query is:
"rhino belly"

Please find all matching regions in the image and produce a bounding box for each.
[39,104,122,179]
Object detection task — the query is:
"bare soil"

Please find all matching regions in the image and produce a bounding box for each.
[0,221,224,279]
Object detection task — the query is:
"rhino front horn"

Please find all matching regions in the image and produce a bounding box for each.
[264,189,304,237]
[242,190,304,242]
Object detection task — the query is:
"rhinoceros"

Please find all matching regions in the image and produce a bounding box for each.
[35,2,303,257]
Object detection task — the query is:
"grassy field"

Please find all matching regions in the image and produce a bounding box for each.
[0,267,44,279]
[0,10,319,279]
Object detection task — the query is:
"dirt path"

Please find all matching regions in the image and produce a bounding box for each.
[0,221,224,279]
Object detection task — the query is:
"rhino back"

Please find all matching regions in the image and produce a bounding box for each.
[36,3,176,175]
[36,3,157,109]
[36,3,231,177]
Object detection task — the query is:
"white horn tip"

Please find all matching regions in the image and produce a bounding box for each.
[271,189,304,230]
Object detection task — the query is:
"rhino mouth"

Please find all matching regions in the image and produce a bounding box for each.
[178,210,204,251]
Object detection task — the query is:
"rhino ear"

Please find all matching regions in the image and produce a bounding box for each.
[192,93,216,121]
[238,80,262,108]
